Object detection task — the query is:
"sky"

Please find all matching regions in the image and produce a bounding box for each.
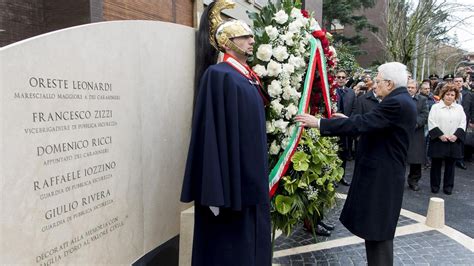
[445,0,474,51]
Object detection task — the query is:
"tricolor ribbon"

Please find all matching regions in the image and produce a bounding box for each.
[269,37,332,197]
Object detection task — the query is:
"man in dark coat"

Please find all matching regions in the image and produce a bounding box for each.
[335,70,356,186]
[406,79,429,191]
[180,2,271,265]
[354,88,380,115]
[453,75,473,169]
[296,62,416,266]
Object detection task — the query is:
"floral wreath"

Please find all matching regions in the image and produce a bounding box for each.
[249,0,343,237]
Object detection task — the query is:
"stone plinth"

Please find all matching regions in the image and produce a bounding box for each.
[179,206,194,266]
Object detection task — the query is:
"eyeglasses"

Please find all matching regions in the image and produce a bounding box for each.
[336,76,347,79]
[375,79,391,84]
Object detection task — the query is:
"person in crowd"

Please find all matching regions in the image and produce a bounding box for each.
[428,84,466,195]
[453,75,473,169]
[406,80,429,191]
[419,82,437,110]
[296,62,416,266]
[334,69,356,185]
[434,74,454,96]
[428,73,439,92]
[419,82,438,168]
[354,81,380,115]
[180,1,271,265]
[353,81,367,97]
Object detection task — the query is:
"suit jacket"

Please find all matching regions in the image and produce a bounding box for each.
[337,86,356,116]
[407,95,429,164]
[320,87,417,241]
[460,88,473,125]
[355,91,379,115]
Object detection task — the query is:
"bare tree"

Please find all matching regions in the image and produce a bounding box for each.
[371,0,474,77]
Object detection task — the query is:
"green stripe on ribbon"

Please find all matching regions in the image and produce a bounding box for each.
[269,37,318,196]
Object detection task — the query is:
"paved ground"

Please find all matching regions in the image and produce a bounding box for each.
[272,160,474,265]
[339,159,474,237]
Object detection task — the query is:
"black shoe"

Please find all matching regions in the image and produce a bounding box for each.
[315,224,331,236]
[456,161,467,170]
[443,189,452,195]
[318,220,335,231]
[409,184,420,191]
[340,178,351,186]
[431,188,439,194]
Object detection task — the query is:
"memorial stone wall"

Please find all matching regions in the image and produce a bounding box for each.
[0,20,194,265]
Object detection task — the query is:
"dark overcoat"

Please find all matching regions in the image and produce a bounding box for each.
[354,91,379,115]
[320,87,417,241]
[460,88,473,125]
[407,95,429,164]
[337,86,356,116]
[181,62,271,266]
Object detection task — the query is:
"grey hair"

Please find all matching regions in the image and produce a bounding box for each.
[407,79,417,88]
[378,62,408,88]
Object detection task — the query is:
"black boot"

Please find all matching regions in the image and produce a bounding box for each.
[318,220,335,231]
[315,224,331,236]
[340,178,351,186]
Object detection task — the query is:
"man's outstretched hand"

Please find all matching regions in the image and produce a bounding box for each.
[295,114,320,128]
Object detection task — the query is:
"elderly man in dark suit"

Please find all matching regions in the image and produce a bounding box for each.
[296,62,416,266]
[406,79,429,191]
[335,70,356,186]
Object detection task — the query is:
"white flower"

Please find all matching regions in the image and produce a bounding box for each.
[282,64,295,75]
[291,74,304,86]
[285,103,298,119]
[310,18,321,31]
[273,46,289,62]
[288,19,304,33]
[300,16,309,26]
[299,42,307,53]
[280,32,294,46]
[267,60,282,77]
[281,77,291,87]
[282,86,292,100]
[274,119,289,131]
[290,7,303,19]
[292,90,302,100]
[283,86,301,100]
[265,26,279,41]
[281,137,290,149]
[256,44,273,62]
[266,121,276,133]
[274,10,289,24]
[252,64,267,77]
[267,80,283,98]
[288,55,305,68]
[269,140,280,155]
[271,100,284,115]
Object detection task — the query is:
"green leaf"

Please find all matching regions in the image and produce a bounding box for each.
[275,195,294,214]
[297,179,308,189]
[327,182,334,192]
[291,151,309,171]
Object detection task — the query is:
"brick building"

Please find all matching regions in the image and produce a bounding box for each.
[342,0,389,68]
[0,0,322,47]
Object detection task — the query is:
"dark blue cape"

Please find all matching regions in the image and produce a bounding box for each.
[180,62,271,265]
